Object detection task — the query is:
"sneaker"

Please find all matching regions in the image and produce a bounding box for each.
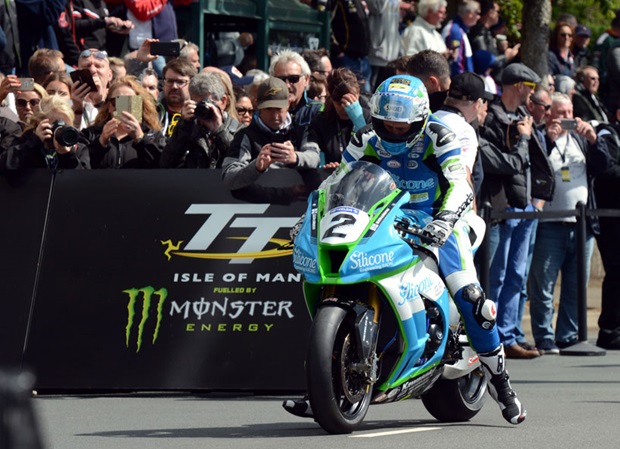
[282,397,313,418]
[556,339,578,349]
[537,340,560,355]
[479,345,527,425]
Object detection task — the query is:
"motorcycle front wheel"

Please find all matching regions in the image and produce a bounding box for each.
[306,305,373,434]
[421,366,487,422]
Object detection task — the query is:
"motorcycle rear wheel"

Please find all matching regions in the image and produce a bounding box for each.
[306,305,373,434]
[421,366,487,422]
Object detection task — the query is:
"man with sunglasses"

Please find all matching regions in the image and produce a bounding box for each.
[269,50,323,133]
[527,87,552,127]
[478,62,554,359]
[74,48,114,128]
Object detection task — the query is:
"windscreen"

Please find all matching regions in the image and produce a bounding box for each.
[325,161,397,213]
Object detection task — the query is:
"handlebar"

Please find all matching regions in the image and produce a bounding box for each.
[394,217,435,246]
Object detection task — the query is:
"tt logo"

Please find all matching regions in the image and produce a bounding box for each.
[161,204,298,264]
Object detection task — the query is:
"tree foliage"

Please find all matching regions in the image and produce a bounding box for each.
[494,0,617,44]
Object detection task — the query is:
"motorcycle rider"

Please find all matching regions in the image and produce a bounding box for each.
[285,75,526,425]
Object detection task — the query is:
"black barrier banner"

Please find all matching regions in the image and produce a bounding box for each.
[0,172,53,368]
[19,170,310,391]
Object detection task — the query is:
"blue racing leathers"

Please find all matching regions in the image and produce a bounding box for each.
[327,115,500,353]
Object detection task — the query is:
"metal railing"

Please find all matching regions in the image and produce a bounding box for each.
[477,202,620,356]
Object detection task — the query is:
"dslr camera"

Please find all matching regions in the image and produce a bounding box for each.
[194,99,216,121]
[51,120,80,146]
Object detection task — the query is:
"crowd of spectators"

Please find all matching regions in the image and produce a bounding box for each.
[1,0,620,352]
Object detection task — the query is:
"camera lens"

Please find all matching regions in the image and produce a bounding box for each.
[52,120,80,146]
[195,100,214,120]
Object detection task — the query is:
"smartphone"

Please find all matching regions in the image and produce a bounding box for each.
[150,41,182,57]
[16,77,34,91]
[560,118,578,130]
[70,69,97,92]
[115,95,143,123]
[271,133,288,144]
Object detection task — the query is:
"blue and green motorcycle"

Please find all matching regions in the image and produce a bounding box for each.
[293,161,488,434]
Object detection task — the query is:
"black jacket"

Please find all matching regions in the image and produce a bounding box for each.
[572,83,609,125]
[479,98,555,212]
[0,0,19,73]
[80,124,166,168]
[55,0,110,66]
[160,113,243,168]
[221,116,317,204]
[327,0,370,58]
[306,99,371,165]
[0,129,90,171]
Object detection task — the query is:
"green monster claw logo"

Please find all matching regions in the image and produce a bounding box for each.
[124,286,168,352]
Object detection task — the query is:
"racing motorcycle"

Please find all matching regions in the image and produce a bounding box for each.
[292,161,487,434]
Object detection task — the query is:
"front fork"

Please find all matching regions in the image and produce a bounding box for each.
[350,285,381,384]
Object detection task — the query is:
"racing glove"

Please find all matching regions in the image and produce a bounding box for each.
[421,219,453,246]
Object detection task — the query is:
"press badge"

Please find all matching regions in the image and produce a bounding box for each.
[561,166,571,182]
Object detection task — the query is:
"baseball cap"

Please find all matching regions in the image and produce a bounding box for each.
[256,77,289,109]
[221,65,254,86]
[575,25,591,37]
[448,72,494,101]
[501,63,541,85]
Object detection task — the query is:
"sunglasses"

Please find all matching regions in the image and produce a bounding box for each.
[531,99,551,110]
[520,81,537,90]
[277,74,302,84]
[79,49,108,60]
[16,98,41,108]
[236,107,254,115]
[560,33,573,38]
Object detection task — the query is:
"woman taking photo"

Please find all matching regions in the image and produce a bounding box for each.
[80,76,166,168]
[0,95,89,171]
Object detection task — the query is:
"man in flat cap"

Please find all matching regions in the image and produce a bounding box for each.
[478,62,555,359]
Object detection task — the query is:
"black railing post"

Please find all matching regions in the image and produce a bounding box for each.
[560,202,606,356]
[477,203,492,294]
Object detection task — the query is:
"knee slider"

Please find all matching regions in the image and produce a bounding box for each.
[462,284,496,330]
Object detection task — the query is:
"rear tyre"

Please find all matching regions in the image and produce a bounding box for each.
[306,305,373,434]
[421,367,487,422]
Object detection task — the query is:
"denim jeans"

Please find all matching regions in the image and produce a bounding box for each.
[529,222,594,344]
[515,220,538,343]
[488,207,537,347]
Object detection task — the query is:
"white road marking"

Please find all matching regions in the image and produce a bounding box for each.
[350,427,442,438]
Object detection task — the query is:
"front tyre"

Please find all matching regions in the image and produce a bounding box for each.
[421,366,487,422]
[306,305,373,434]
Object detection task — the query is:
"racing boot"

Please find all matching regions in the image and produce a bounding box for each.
[282,395,313,418]
[479,344,527,425]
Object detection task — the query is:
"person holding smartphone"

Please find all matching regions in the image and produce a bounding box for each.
[80,76,165,168]
[221,77,319,204]
[528,92,610,354]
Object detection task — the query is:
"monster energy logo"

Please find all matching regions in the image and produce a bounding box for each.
[124,286,168,352]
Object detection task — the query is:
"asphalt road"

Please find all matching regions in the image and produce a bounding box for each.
[26,343,619,449]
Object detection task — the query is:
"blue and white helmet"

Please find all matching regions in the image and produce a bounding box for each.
[370,75,429,155]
